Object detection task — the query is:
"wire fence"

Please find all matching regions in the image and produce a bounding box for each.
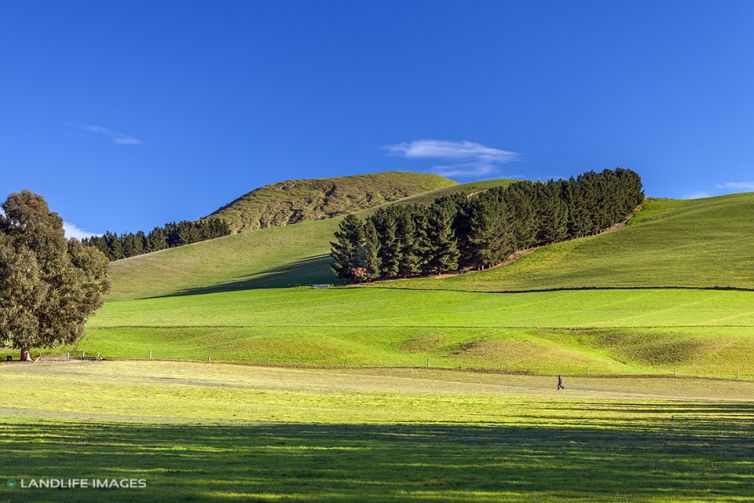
[6,350,750,382]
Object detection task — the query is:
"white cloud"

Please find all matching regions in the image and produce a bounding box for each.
[682,181,754,200]
[385,139,518,162]
[715,181,754,192]
[431,163,499,178]
[63,221,99,240]
[73,123,142,145]
[383,139,519,178]
[113,135,142,145]
[682,191,714,200]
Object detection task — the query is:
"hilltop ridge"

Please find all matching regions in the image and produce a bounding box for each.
[206,171,457,233]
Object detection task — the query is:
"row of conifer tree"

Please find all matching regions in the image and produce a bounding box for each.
[82,218,231,261]
[330,168,643,282]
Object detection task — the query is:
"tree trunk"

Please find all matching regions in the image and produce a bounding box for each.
[20,345,31,362]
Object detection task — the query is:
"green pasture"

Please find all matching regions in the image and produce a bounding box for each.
[386,194,754,292]
[65,286,754,377]
[26,191,754,379]
[1,361,752,501]
[91,287,754,329]
[109,193,754,302]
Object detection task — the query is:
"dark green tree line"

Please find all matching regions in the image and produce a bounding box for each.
[331,168,643,282]
[83,218,231,261]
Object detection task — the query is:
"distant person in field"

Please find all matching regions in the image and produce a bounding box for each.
[557,375,565,390]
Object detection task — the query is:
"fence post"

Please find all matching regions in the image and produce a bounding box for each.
[208,354,212,362]
[149,350,152,360]
[426,358,430,368]
[673,368,677,378]
[82,351,86,359]
[66,352,70,361]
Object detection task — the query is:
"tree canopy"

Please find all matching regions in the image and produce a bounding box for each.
[83,218,231,261]
[331,168,644,282]
[0,191,110,360]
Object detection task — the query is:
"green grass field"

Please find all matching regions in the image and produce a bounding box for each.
[109,192,754,301]
[6,183,754,501]
[28,190,749,379]
[2,361,752,501]
[77,286,754,377]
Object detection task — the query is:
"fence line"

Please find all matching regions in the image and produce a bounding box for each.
[20,351,752,382]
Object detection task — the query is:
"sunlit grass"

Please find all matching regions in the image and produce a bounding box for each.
[68,287,754,377]
[1,361,752,501]
[385,194,754,291]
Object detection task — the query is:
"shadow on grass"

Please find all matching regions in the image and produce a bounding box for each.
[160,255,338,298]
[1,403,752,501]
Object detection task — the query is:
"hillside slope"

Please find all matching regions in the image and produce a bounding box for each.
[109,178,516,300]
[81,190,754,377]
[207,171,456,233]
[84,286,754,377]
[380,192,754,292]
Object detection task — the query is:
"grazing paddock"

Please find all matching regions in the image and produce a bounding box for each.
[1,361,752,501]
[68,286,754,378]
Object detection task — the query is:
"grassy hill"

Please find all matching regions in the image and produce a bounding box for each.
[108,178,516,300]
[109,190,754,300]
[65,179,754,379]
[84,286,754,376]
[379,193,754,291]
[206,171,457,233]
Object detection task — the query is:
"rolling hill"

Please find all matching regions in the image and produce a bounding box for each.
[379,193,754,291]
[108,177,517,300]
[206,171,457,233]
[67,174,754,379]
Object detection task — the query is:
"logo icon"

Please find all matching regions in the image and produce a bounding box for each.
[5,478,17,489]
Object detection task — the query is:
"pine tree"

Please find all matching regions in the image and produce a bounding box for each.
[500,183,538,249]
[357,220,382,281]
[563,178,592,236]
[535,182,568,244]
[108,233,124,260]
[147,227,167,252]
[426,200,460,274]
[451,197,474,269]
[177,222,193,245]
[373,209,401,278]
[396,210,422,277]
[330,215,363,281]
[412,206,433,274]
[465,198,514,268]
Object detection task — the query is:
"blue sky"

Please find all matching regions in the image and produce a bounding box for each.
[2,1,754,237]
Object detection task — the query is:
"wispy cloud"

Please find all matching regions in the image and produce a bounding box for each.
[682,180,754,200]
[63,222,99,240]
[73,123,142,145]
[431,163,499,178]
[715,181,754,192]
[682,191,714,200]
[383,139,519,178]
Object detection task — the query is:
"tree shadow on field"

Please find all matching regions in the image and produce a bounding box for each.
[160,255,339,298]
[1,402,753,502]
